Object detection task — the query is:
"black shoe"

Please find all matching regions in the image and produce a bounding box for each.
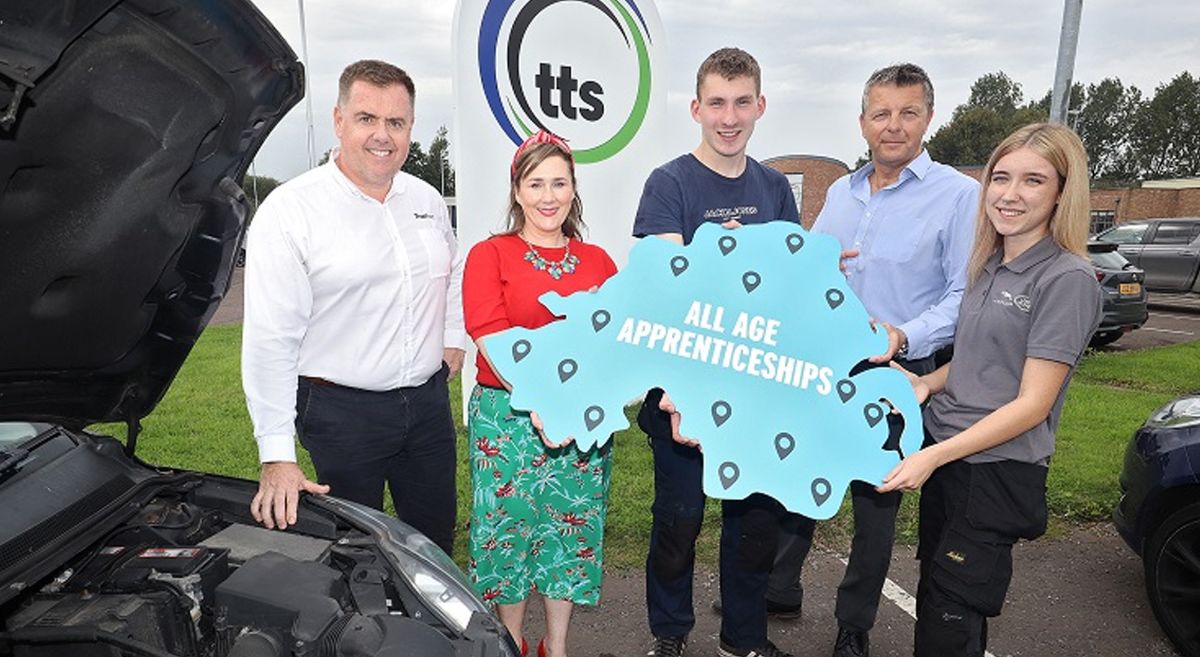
[710,599,802,620]
[717,638,794,657]
[648,635,687,657]
[832,627,869,657]
[766,599,802,620]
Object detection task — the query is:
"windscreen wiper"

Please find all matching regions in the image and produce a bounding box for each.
[0,446,31,480]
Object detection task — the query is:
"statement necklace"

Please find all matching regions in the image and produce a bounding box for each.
[521,235,579,280]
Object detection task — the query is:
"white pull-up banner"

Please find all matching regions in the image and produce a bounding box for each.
[452,0,669,265]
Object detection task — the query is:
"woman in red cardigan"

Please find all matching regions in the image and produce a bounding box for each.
[463,131,617,657]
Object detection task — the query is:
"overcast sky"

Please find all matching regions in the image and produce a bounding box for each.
[249,0,1198,182]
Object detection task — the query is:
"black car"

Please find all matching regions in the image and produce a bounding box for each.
[0,2,515,657]
[1114,394,1200,657]
[1087,242,1149,347]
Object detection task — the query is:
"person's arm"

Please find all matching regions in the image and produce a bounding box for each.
[877,357,1069,492]
[892,360,949,402]
[463,239,512,369]
[893,182,980,358]
[440,199,468,377]
[241,198,330,529]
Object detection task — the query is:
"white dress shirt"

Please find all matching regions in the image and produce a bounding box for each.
[242,160,466,464]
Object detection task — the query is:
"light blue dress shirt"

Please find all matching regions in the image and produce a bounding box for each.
[812,149,980,359]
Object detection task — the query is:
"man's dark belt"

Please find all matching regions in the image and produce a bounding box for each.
[301,376,337,386]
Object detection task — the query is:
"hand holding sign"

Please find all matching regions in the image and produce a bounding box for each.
[481,222,923,519]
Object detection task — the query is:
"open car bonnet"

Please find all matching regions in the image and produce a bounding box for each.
[0,0,302,431]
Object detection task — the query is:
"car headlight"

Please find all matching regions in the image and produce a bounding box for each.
[377,534,478,632]
[319,498,488,634]
[1144,395,1200,430]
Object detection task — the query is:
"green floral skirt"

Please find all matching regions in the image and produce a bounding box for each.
[467,385,612,605]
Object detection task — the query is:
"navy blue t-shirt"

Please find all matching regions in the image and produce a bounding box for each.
[632,154,800,244]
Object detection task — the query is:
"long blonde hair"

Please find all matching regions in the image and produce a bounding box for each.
[966,122,1090,287]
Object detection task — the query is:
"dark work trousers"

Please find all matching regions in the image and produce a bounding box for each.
[914,449,1048,657]
[768,353,939,631]
[645,427,706,639]
[719,494,791,649]
[640,389,781,649]
[295,364,457,554]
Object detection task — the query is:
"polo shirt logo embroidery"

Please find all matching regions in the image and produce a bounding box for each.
[945,550,966,564]
[992,291,1031,313]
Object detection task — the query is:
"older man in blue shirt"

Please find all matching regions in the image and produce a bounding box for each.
[775,63,979,657]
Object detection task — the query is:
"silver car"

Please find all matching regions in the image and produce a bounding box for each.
[1094,218,1200,293]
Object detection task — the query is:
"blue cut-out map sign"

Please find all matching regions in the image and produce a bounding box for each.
[482,221,922,519]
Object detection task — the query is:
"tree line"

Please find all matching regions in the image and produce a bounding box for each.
[925,71,1199,185]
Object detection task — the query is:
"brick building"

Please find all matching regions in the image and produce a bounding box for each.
[761,155,850,228]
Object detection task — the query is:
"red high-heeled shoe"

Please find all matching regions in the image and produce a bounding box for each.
[537,639,547,657]
[520,638,528,657]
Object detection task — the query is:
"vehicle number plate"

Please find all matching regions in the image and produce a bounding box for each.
[1120,282,1141,295]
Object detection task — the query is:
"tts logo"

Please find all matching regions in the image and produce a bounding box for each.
[535,63,603,121]
[480,0,654,163]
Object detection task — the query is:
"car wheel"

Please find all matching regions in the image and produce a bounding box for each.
[1145,502,1200,657]
[1090,330,1123,348]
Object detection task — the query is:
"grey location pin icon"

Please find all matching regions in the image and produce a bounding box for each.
[826,289,845,309]
[719,235,737,256]
[591,310,611,332]
[711,400,732,427]
[670,256,689,276]
[811,478,832,506]
[742,271,761,293]
[512,340,531,363]
[775,432,795,460]
[786,233,804,253]
[863,403,884,428]
[584,406,605,431]
[558,359,578,382]
[837,379,856,403]
[719,462,740,489]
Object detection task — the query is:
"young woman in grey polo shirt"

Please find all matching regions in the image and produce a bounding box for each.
[876,122,1102,657]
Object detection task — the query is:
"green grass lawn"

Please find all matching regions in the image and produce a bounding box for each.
[96,326,1200,569]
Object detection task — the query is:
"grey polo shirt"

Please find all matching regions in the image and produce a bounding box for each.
[925,235,1102,465]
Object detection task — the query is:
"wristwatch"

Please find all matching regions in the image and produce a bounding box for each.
[896,340,909,359]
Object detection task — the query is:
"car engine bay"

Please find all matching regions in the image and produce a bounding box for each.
[1,482,480,657]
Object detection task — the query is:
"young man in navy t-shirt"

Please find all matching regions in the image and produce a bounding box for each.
[633,47,800,657]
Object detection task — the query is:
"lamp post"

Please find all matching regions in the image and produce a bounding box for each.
[298,0,316,169]
[1050,0,1084,124]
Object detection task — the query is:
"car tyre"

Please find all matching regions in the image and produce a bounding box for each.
[1089,330,1124,348]
[1144,502,1200,657]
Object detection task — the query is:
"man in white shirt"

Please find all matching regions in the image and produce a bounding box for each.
[242,60,466,553]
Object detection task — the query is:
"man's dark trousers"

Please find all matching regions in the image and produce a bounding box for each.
[770,353,939,631]
[645,430,707,639]
[295,364,457,554]
[641,390,780,649]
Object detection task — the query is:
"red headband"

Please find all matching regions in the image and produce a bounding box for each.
[511,129,572,177]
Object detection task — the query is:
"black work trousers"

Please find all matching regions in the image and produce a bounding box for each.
[914,452,1048,657]
[295,364,457,554]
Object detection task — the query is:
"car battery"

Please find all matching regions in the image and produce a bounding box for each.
[109,546,230,620]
